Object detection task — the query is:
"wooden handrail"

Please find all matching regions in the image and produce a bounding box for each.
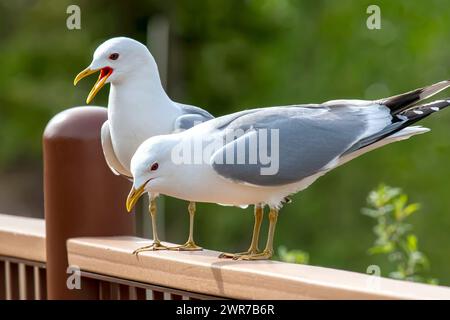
[0,214,46,263]
[67,236,450,300]
[1,214,450,300]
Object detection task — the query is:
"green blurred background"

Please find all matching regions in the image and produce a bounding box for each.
[0,0,449,284]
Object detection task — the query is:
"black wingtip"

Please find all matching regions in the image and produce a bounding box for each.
[396,99,450,125]
[345,99,450,155]
[381,88,422,114]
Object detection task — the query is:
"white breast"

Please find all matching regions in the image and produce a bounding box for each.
[107,83,182,170]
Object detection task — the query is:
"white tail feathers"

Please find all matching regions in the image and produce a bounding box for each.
[389,126,430,139]
[337,126,429,168]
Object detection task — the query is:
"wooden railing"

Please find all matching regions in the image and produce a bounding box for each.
[2,213,450,300]
[0,214,47,300]
[67,236,450,300]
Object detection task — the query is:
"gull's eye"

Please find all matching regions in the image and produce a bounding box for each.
[150,163,159,171]
[109,53,119,60]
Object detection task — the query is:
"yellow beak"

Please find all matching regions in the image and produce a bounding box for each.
[126,183,147,213]
[74,66,113,104]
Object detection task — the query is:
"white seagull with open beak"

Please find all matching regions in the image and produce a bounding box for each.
[127,80,450,260]
[74,37,213,253]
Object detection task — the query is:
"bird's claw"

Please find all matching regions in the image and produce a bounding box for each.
[218,249,260,260]
[174,240,203,251]
[233,249,273,261]
[132,241,179,255]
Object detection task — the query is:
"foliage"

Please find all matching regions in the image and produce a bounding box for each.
[363,185,438,284]
[276,246,309,265]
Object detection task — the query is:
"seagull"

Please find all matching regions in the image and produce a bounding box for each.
[73,37,213,253]
[126,80,450,260]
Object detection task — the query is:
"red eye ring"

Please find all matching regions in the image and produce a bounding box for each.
[109,53,119,60]
[150,163,159,171]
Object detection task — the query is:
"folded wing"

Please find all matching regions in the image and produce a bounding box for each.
[210,103,390,186]
[101,121,132,179]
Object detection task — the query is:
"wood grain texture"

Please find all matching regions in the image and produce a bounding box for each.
[67,236,450,300]
[0,214,46,262]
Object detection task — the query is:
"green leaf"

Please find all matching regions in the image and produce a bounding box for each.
[394,194,408,220]
[388,251,403,262]
[363,184,438,285]
[403,203,421,217]
[277,246,309,265]
[411,251,430,270]
[369,243,394,255]
[389,271,406,280]
[361,208,382,218]
[406,234,418,252]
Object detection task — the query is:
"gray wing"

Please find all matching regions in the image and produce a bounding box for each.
[174,103,214,131]
[210,105,374,186]
[101,121,132,179]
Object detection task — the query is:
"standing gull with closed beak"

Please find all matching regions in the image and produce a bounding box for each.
[127,80,450,260]
[74,37,213,253]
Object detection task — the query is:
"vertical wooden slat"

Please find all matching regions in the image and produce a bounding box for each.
[99,281,111,300]
[128,286,137,300]
[19,264,36,300]
[6,262,19,300]
[33,266,41,300]
[110,283,120,300]
[38,268,47,300]
[5,261,11,300]
[18,263,27,300]
[152,290,164,300]
[0,260,5,299]
[135,287,146,300]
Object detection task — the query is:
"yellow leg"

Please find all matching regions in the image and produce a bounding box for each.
[219,204,264,259]
[237,207,278,260]
[174,202,202,251]
[133,199,179,254]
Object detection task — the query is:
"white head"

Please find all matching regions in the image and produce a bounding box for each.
[126,135,178,212]
[74,37,159,103]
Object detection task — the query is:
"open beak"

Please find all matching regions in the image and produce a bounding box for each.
[126,181,149,213]
[74,66,113,104]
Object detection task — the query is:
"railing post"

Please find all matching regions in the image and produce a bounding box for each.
[43,107,135,299]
